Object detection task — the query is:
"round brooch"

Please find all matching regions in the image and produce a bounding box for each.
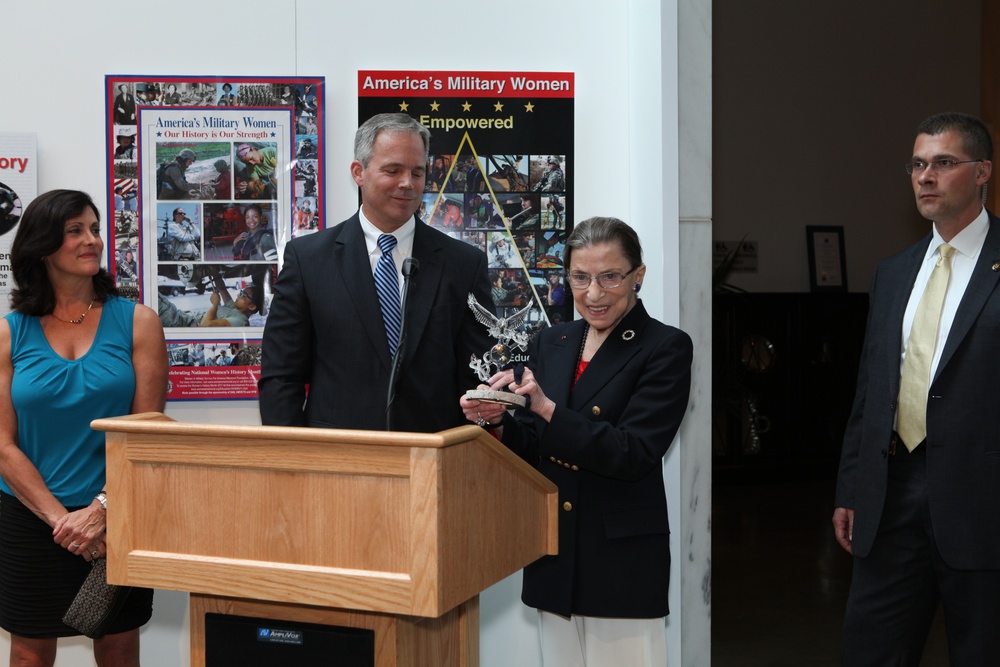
[621,329,636,341]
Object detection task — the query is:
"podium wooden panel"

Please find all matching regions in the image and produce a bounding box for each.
[92,413,558,667]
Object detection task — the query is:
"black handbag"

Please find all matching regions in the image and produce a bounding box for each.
[62,557,132,638]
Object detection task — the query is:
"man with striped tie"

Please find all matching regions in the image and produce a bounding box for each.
[259,113,493,432]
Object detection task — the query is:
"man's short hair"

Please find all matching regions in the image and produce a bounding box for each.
[917,112,994,161]
[354,113,431,168]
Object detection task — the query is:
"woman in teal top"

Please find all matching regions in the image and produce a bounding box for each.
[0,190,167,666]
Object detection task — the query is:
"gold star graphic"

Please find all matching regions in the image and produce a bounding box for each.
[399,101,409,111]
[524,102,535,112]
[462,101,472,112]
[494,101,504,112]
[430,101,440,111]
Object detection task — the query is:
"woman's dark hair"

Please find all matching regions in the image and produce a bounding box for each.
[10,189,118,315]
[565,216,644,271]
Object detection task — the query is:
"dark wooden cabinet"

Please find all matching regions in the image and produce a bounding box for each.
[712,292,869,481]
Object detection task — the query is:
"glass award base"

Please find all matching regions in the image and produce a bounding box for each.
[464,388,526,408]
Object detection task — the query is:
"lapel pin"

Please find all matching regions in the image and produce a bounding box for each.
[621,330,636,341]
[993,262,1000,272]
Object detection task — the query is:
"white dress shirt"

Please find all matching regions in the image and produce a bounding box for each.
[899,207,989,382]
[358,207,416,298]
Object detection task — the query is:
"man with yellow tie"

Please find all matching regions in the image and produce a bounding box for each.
[833,112,998,666]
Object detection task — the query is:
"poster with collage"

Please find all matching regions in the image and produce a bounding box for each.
[105,76,325,399]
[0,133,36,314]
[358,71,574,340]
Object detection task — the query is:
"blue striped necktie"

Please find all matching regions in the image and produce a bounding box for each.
[374,233,401,356]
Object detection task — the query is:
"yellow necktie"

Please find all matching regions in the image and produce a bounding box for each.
[898,243,955,452]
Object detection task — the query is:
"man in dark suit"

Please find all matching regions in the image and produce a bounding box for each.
[259,113,493,432]
[833,112,999,665]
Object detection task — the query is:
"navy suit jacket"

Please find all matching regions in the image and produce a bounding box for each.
[259,214,493,432]
[836,211,1000,569]
[500,301,693,618]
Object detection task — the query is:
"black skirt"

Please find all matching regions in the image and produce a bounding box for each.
[0,492,153,638]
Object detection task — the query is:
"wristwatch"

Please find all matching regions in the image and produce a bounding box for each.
[95,491,107,511]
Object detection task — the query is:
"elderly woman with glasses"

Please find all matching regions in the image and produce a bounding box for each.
[460,216,693,667]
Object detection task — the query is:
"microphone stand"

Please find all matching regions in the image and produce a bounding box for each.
[386,257,419,431]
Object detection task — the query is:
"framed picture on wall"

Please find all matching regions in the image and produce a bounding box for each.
[105,75,326,400]
[358,70,575,331]
[806,225,847,292]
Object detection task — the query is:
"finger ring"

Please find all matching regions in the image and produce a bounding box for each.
[476,413,487,428]
[91,550,99,557]
[70,542,80,548]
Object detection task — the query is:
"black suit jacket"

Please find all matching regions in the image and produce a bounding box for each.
[259,214,493,432]
[500,301,693,618]
[836,211,1000,569]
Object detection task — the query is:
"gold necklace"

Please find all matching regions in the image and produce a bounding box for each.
[51,299,95,325]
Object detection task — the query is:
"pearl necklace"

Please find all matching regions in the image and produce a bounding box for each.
[51,299,95,325]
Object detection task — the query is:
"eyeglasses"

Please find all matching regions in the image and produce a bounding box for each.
[568,267,637,290]
[237,289,252,300]
[905,159,983,175]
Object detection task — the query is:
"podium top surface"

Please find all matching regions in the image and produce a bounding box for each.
[92,412,486,449]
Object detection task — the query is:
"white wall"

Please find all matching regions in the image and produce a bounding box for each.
[1,1,687,664]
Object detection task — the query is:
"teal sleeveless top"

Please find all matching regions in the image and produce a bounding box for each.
[1,296,136,506]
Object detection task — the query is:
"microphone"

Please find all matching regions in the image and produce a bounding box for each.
[402,257,420,281]
[386,257,420,430]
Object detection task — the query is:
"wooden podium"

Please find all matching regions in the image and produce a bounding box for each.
[91,413,558,667]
